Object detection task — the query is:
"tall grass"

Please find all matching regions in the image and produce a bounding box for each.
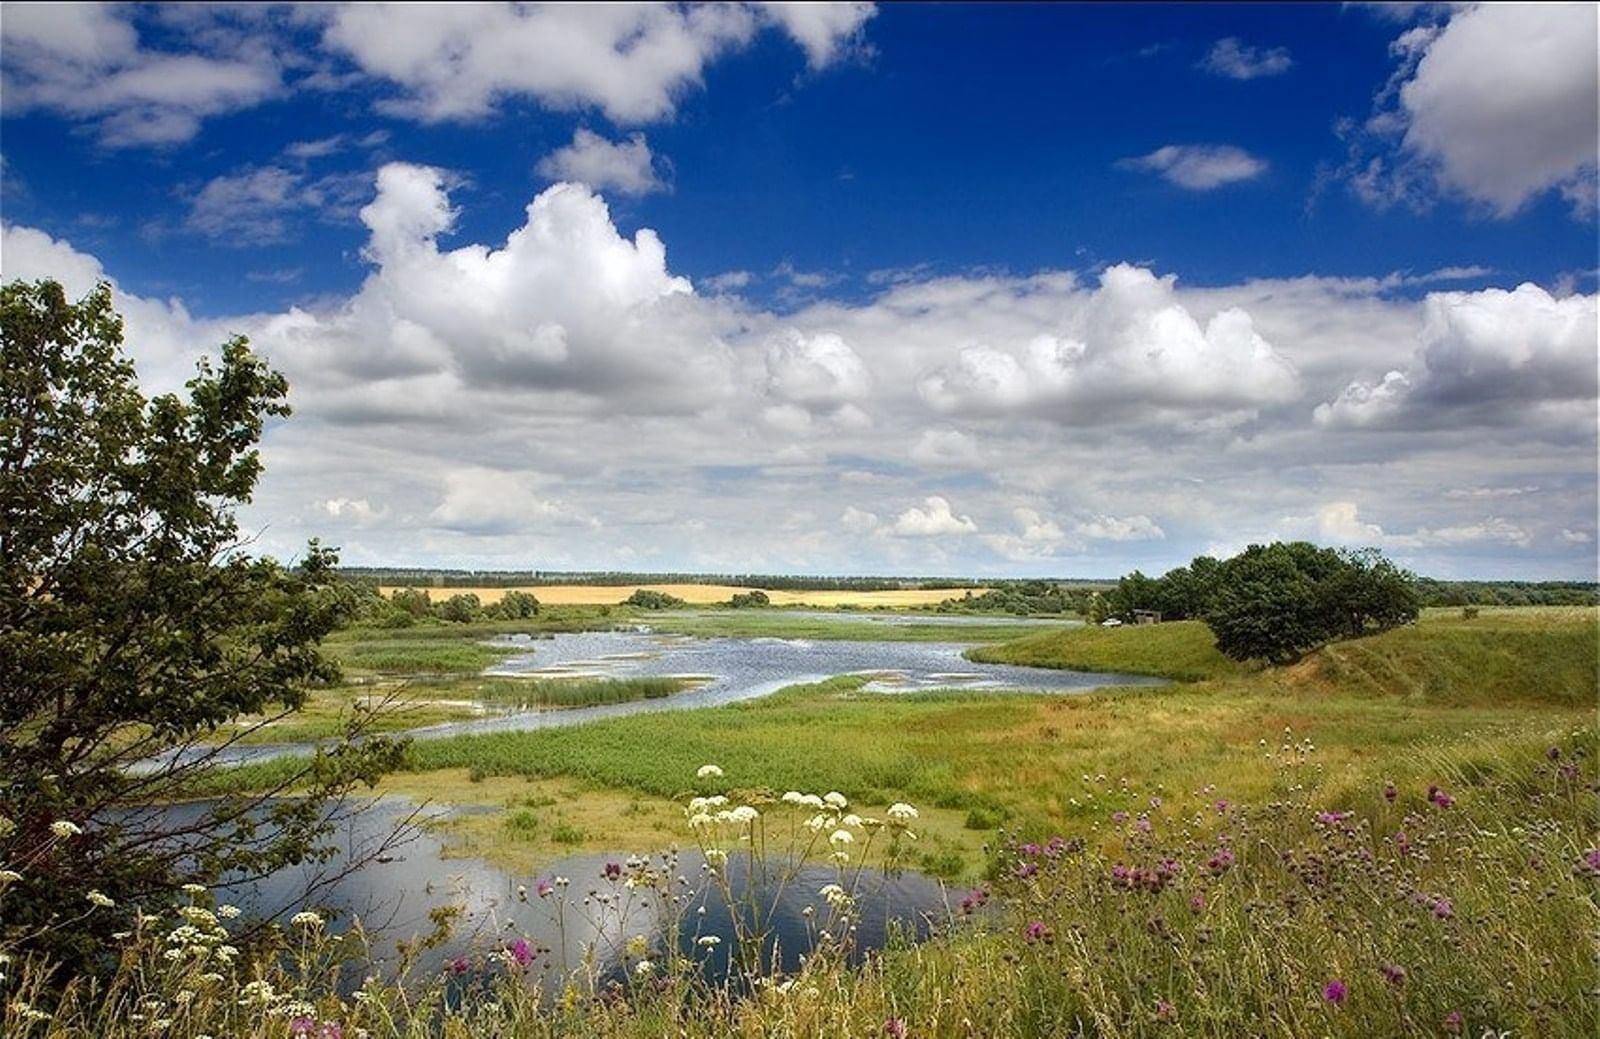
[13,727,1597,1037]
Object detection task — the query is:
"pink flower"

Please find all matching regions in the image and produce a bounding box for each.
[447,955,470,975]
[1205,849,1234,874]
[1188,893,1206,914]
[1431,897,1454,919]
[1322,979,1347,1006]
[1442,1010,1464,1034]
[535,878,554,898]
[1155,998,1177,1023]
[602,861,622,880]
[290,1018,315,1038]
[1379,962,1407,987]
[1213,800,1230,814]
[506,937,534,968]
[1023,920,1052,943]
[1427,786,1455,809]
[1580,848,1600,876]
[883,1017,908,1039]
[1111,810,1129,824]
[319,1026,343,1039]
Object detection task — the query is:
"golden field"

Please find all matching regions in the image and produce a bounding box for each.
[376,584,983,607]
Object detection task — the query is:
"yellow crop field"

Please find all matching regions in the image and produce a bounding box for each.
[376,584,983,608]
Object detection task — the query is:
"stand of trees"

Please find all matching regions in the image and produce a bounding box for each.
[1098,544,1421,663]
[373,587,541,626]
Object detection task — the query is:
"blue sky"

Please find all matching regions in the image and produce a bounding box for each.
[2,3,1597,578]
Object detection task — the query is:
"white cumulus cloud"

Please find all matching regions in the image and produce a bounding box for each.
[537,129,666,196]
[887,496,977,537]
[1118,145,1267,190]
[1198,38,1292,79]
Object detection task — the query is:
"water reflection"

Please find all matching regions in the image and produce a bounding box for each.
[200,798,951,990]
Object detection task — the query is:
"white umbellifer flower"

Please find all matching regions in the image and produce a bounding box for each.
[635,959,654,976]
[728,805,759,825]
[704,849,728,868]
[688,812,714,830]
[823,792,848,808]
[781,791,804,805]
[0,870,20,884]
[181,883,207,895]
[290,911,323,928]
[696,765,724,779]
[50,820,82,838]
[828,829,853,846]
[697,935,721,947]
[799,794,825,809]
[887,802,919,822]
[216,904,241,919]
[86,890,114,908]
[817,883,852,909]
[805,814,829,833]
[842,814,864,829]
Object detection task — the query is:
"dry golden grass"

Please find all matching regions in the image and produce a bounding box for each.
[378,584,983,607]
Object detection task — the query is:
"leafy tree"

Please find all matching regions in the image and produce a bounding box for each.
[436,592,482,623]
[492,589,541,619]
[623,588,686,609]
[1201,542,1419,663]
[388,586,434,619]
[728,590,771,608]
[0,280,403,972]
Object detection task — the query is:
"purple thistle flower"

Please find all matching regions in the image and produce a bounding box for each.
[506,937,534,968]
[1134,816,1153,833]
[290,1018,316,1038]
[1442,1010,1464,1034]
[1379,962,1407,986]
[1188,893,1206,914]
[1431,897,1454,919]
[1205,849,1235,874]
[447,955,470,975]
[319,1026,344,1039]
[1111,810,1129,824]
[1322,979,1347,1006]
[602,861,622,880]
[1023,919,1051,943]
[883,1017,908,1039]
[1213,799,1230,814]
[1580,848,1600,875]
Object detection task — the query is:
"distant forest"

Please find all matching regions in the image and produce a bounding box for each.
[338,568,1597,609]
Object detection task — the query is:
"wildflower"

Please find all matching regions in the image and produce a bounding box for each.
[1380,963,1407,987]
[884,1018,908,1039]
[689,812,714,830]
[50,820,82,838]
[1322,979,1347,1006]
[505,938,534,968]
[1013,862,1038,880]
[727,805,759,825]
[1111,811,1129,824]
[1431,897,1454,919]
[319,1025,343,1039]
[1023,920,1052,943]
[1154,998,1177,1023]
[843,813,865,829]
[886,802,919,823]
[86,890,114,908]
[696,764,724,779]
[1442,1010,1464,1034]
[824,791,849,809]
[1547,745,1561,760]
[1383,781,1397,802]
[829,829,854,846]
[216,904,241,919]
[290,910,324,929]
[1205,849,1234,874]
[781,791,805,804]
[182,883,207,895]
[626,934,649,958]
[516,884,527,901]
[603,861,623,880]
[1578,848,1600,876]
[1213,800,1230,814]
[634,959,655,977]
[447,956,470,975]
[1134,816,1153,833]
[705,849,728,868]
[1188,894,1206,914]
[697,935,721,947]
[290,1018,316,1037]
[1426,785,1455,809]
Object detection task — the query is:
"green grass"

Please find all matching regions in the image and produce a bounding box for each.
[966,618,1250,680]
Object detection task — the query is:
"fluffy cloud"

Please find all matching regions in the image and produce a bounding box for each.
[1198,38,1292,80]
[185,165,370,244]
[757,2,876,68]
[1118,145,1267,190]
[3,169,1593,578]
[1316,283,1598,429]
[1317,501,1530,550]
[0,5,280,146]
[887,497,977,537]
[1348,4,1598,217]
[536,129,666,196]
[917,264,1298,422]
[315,3,872,124]
[764,330,872,409]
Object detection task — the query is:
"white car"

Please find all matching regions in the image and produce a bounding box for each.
[1100,618,1124,627]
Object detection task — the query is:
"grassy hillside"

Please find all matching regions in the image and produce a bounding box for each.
[966,618,1248,681]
